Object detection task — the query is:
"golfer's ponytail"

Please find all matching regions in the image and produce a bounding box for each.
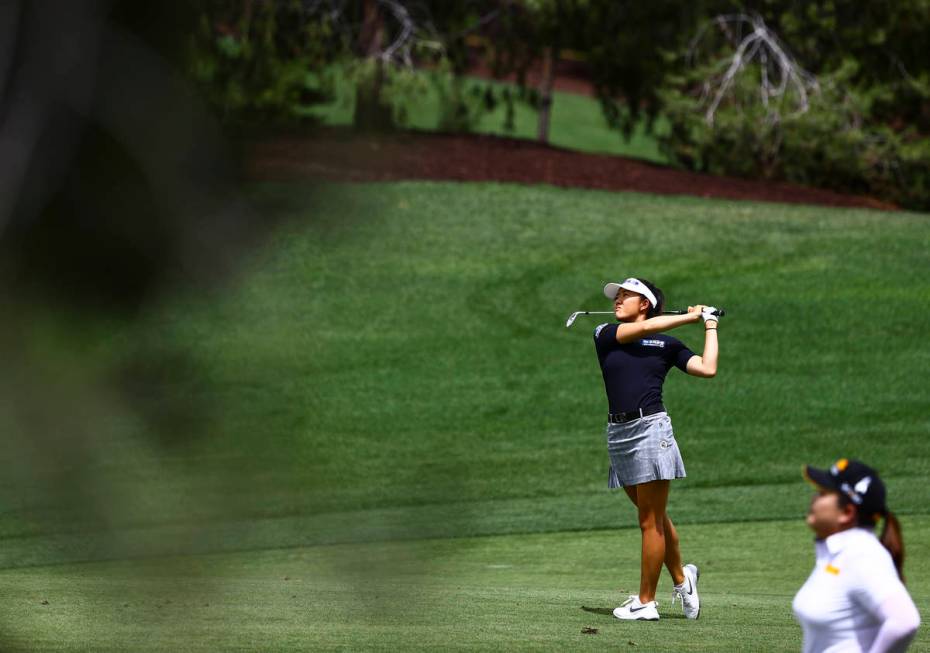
[638,278,665,318]
[843,495,906,582]
[880,512,906,582]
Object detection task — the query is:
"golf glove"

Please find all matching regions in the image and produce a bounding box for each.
[702,307,721,324]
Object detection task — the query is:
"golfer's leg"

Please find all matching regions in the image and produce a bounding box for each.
[623,485,638,506]
[634,480,670,603]
[626,485,685,586]
[663,515,685,586]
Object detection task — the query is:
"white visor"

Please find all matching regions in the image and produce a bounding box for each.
[603,278,657,308]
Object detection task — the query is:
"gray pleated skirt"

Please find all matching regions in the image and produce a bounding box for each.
[606,411,686,488]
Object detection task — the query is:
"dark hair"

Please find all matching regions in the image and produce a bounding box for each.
[838,494,906,581]
[637,278,665,318]
[881,513,906,581]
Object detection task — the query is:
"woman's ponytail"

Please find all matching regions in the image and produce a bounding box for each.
[880,512,906,582]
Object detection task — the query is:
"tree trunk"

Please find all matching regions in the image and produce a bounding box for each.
[354,0,393,131]
[358,0,383,57]
[537,46,557,143]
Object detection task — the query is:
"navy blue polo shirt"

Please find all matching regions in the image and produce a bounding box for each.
[593,323,695,414]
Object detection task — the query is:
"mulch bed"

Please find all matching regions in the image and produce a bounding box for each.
[243,128,896,210]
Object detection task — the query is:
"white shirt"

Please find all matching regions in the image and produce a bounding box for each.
[793,528,919,653]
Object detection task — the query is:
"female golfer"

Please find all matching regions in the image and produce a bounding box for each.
[593,277,719,621]
[794,458,920,652]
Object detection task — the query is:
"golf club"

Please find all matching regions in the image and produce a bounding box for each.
[565,308,727,328]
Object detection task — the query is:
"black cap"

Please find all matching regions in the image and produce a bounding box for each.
[804,458,887,519]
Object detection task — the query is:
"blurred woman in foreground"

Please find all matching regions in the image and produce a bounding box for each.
[793,458,920,652]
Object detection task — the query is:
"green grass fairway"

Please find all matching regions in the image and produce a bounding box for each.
[3,517,929,651]
[2,182,929,650]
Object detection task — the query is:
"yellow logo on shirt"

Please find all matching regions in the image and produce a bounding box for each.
[825,564,841,575]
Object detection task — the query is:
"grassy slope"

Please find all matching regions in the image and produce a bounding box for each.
[2,181,929,650]
[307,72,669,162]
[5,181,928,547]
[195,182,930,521]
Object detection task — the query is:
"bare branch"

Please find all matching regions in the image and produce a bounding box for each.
[691,14,819,126]
[377,0,417,65]
[448,8,502,40]
[283,1,503,71]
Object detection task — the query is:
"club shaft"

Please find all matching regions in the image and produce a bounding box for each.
[572,309,726,316]
[566,307,727,327]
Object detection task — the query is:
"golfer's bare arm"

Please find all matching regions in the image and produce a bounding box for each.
[614,308,702,344]
[614,306,718,377]
[686,324,717,377]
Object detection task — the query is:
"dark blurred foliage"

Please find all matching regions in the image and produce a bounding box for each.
[582,1,710,137]
[187,0,349,125]
[1,0,261,313]
[0,0,273,573]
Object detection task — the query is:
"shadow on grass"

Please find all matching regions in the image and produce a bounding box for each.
[582,606,686,619]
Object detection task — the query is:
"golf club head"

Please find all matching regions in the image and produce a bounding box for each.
[565,312,580,328]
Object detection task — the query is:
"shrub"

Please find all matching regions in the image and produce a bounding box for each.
[658,61,930,210]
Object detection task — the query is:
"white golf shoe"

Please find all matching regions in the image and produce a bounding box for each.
[612,595,659,621]
[673,563,701,619]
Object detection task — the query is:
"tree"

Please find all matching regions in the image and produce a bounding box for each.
[472,0,591,144]
[656,3,930,208]
[187,0,347,124]
[483,0,708,143]
[688,13,819,126]
[582,0,708,137]
[748,0,930,134]
[353,0,393,130]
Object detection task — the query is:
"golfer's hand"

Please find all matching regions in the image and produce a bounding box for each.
[688,305,707,323]
[702,306,720,327]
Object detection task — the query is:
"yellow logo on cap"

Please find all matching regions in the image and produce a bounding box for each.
[825,564,841,575]
[835,459,849,472]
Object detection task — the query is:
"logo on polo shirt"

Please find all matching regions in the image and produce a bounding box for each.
[595,323,608,338]
[640,339,665,348]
